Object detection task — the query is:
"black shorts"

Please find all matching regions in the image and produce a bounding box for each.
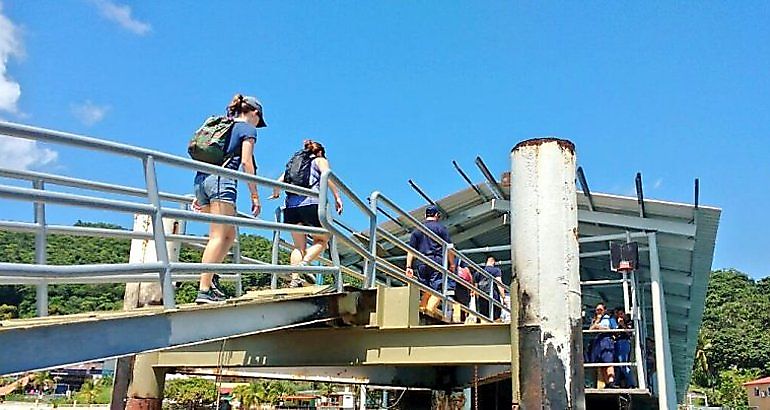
[283,204,322,227]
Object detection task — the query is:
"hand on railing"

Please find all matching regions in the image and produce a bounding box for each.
[268,187,280,200]
[405,266,414,278]
[251,194,262,217]
[191,198,202,212]
[334,195,343,215]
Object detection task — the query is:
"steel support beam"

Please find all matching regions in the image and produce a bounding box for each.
[648,233,678,409]
[0,291,375,375]
[157,323,511,368]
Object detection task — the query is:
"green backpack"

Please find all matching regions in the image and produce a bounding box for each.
[187,116,235,165]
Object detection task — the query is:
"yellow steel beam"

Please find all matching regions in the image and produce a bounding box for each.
[157,323,511,368]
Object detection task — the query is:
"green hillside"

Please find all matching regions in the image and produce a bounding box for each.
[0,221,284,318]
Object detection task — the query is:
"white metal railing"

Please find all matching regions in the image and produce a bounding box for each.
[0,121,332,312]
[0,120,510,323]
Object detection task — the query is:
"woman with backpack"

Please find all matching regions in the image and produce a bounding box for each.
[192,94,266,303]
[269,140,343,288]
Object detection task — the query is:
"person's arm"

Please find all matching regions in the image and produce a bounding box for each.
[442,229,456,272]
[405,232,418,278]
[495,276,506,298]
[405,251,415,278]
[269,172,284,199]
[314,158,343,214]
[240,138,260,216]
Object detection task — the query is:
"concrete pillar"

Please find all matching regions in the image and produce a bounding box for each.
[124,214,184,308]
[510,138,584,410]
[125,353,167,410]
[112,215,181,410]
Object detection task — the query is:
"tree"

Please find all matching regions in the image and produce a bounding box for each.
[30,372,55,394]
[164,378,217,410]
[76,380,99,405]
[232,383,259,410]
[712,368,761,408]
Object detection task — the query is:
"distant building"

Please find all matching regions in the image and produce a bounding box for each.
[744,376,770,410]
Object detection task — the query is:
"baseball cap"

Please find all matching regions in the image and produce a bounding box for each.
[425,205,439,217]
[243,96,267,128]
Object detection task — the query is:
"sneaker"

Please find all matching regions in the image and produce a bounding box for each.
[211,274,227,298]
[195,289,226,304]
[289,278,305,288]
[289,261,309,288]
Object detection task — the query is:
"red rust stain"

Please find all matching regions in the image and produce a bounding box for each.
[512,138,575,154]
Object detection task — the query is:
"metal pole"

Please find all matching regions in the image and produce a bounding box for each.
[631,268,646,390]
[329,235,343,293]
[648,232,677,408]
[511,138,584,410]
[232,227,243,297]
[271,207,281,289]
[366,195,379,289]
[33,179,48,317]
[441,243,451,318]
[142,156,175,309]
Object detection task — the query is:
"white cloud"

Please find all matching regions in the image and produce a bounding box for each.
[71,100,109,126]
[653,178,663,189]
[0,2,23,114]
[0,135,58,170]
[89,0,151,36]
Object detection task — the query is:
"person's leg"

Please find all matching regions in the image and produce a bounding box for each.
[198,201,236,301]
[303,234,329,263]
[289,230,308,286]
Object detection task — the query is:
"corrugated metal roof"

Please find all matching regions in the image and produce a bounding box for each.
[372,183,720,401]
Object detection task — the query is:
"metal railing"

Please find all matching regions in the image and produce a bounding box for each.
[0,120,510,324]
[0,121,336,312]
[318,171,512,322]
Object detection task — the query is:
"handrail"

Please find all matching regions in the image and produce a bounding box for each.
[0,121,318,198]
[318,170,509,322]
[369,191,511,316]
[0,167,190,204]
[0,120,512,322]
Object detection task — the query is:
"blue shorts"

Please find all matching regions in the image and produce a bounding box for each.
[417,263,444,292]
[194,173,237,206]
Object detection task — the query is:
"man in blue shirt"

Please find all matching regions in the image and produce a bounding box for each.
[473,255,506,320]
[405,205,455,315]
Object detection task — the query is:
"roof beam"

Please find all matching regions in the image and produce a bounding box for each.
[578,210,696,237]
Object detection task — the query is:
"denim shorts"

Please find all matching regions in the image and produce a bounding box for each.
[193,173,237,206]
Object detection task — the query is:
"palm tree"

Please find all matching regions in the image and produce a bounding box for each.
[30,372,55,394]
[77,380,99,405]
[232,384,258,410]
[693,331,715,387]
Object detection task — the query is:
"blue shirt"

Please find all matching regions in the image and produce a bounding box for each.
[474,265,502,294]
[223,121,258,171]
[408,220,451,260]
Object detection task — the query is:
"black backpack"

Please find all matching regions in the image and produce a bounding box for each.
[283,149,314,188]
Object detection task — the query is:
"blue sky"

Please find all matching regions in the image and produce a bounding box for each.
[0,2,768,278]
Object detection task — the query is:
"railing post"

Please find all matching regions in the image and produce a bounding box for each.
[232,226,243,297]
[32,179,48,317]
[441,243,451,318]
[329,235,343,293]
[142,155,175,309]
[366,194,380,289]
[271,207,282,289]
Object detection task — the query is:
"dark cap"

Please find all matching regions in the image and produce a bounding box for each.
[425,205,439,217]
[242,96,267,128]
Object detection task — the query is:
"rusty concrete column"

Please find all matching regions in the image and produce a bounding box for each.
[510,138,584,410]
[112,215,182,410]
[125,353,167,410]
